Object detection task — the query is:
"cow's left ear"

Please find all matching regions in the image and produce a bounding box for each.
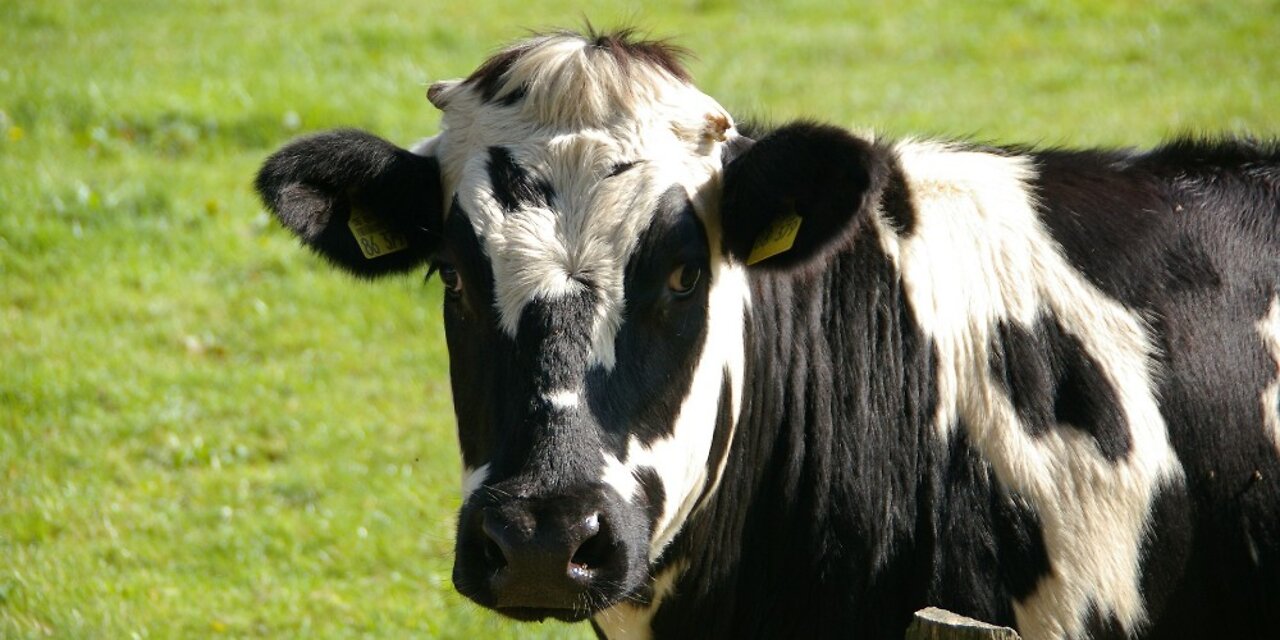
[719,122,888,270]
[255,128,443,277]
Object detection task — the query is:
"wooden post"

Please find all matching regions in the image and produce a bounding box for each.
[905,607,1022,640]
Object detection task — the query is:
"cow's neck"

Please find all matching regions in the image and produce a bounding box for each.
[644,219,938,637]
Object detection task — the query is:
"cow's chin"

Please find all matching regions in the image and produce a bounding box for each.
[458,574,646,623]
[494,606,594,623]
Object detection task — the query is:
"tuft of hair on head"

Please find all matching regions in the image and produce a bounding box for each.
[456,26,696,128]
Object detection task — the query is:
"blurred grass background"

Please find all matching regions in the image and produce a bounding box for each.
[1,0,1277,637]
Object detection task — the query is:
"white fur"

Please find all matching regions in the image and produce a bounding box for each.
[886,140,1184,640]
[461,463,490,502]
[546,389,581,411]
[1257,295,1280,455]
[592,563,685,640]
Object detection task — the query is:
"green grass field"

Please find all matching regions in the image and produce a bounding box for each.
[2,0,1277,637]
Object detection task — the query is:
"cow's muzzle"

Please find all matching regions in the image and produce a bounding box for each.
[453,486,646,621]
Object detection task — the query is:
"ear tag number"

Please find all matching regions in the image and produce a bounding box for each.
[348,206,409,259]
[746,209,803,265]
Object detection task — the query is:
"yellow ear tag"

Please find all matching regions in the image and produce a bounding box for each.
[348,206,410,259]
[746,210,803,265]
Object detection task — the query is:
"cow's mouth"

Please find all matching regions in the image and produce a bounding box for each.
[495,605,596,623]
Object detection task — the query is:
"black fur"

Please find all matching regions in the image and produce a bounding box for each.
[921,423,1052,624]
[989,316,1132,461]
[719,122,894,270]
[586,186,711,450]
[487,146,554,213]
[653,222,939,638]
[254,128,441,276]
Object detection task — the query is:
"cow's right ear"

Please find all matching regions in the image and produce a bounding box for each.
[255,128,443,277]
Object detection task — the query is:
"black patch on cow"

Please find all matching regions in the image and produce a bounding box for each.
[256,128,442,277]
[1080,606,1127,640]
[439,198,503,468]
[607,160,641,178]
[720,121,893,271]
[497,83,527,107]
[1126,478,1194,639]
[878,161,917,236]
[1028,139,1280,311]
[920,422,1052,627]
[585,186,711,451]
[990,486,1052,603]
[634,466,666,533]
[487,146,553,213]
[465,44,529,104]
[989,316,1133,462]
[1160,235,1223,295]
[515,292,597,395]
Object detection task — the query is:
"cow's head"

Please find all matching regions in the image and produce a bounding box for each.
[256,29,882,623]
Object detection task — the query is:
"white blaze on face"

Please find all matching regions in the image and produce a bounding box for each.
[1257,295,1280,455]
[885,140,1184,639]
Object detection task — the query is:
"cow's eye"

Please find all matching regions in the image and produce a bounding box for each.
[438,264,463,296]
[667,264,701,297]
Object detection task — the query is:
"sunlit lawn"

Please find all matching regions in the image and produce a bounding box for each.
[2,0,1277,636]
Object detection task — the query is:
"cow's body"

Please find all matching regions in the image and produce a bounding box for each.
[608,138,1280,640]
[256,30,1280,639]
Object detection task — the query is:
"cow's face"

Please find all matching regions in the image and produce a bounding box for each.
[425,34,751,620]
[256,30,881,624]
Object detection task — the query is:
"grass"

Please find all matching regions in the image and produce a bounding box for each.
[1,0,1277,637]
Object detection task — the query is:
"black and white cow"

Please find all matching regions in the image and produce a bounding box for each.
[255,29,1280,639]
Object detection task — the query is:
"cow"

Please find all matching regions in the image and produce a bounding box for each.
[254,29,1280,639]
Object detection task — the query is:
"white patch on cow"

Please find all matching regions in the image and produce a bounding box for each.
[408,133,441,159]
[460,463,490,502]
[430,33,735,370]
[592,562,685,640]
[1257,294,1280,455]
[597,262,749,559]
[887,140,1184,639]
[601,452,639,504]
[546,389,580,411]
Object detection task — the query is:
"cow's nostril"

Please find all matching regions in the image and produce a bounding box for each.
[482,529,508,569]
[568,512,611,573]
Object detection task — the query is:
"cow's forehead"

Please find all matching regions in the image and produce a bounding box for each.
[427,32,736,365]
[430,32,734,192]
